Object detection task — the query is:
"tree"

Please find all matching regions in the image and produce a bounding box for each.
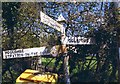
[2,2,21,83]
[37,2,119,83]
[113,2,120,82]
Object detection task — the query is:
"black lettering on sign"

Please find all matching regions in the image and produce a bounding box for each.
[68,38,71,42]
[5,55,7,59]
[21,54,23,57]
[76,37,78,43]
[68,37,73,43]
[10,50,14,54]
[14,54,16,57]
[71,37,73,42]
[31,52,33,55]
[10,55,12,57]
[77,37,79,43]
[34,52,37,55]
[73,37,76,43]
[17,54,20,56]
[25,53,30,56]
[82,38,87,43]
[5,51,9,54]
[7,55,9,58]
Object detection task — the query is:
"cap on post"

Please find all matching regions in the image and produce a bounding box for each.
[57,14,66,23]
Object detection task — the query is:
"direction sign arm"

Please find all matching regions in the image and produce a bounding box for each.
[40,11,63,32]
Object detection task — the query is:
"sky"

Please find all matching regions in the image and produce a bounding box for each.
[43,2,107,36]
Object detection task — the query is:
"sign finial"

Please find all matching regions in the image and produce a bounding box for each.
[57,14,66,22]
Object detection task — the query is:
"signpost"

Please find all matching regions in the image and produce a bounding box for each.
[3,47,50,59]
[3,11,96,84]
[3,45,67,59]
[40,11,95,45]
[57,14,71,84]
[40,11,63,32]
[62,36,94,45]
